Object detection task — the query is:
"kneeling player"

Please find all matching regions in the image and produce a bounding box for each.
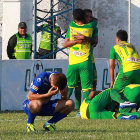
[23,72,75,132]
[80,88,139,120]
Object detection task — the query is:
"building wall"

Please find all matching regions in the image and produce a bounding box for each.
[2,0,33,60]
[1,0,140,59]
[0,1,2,59]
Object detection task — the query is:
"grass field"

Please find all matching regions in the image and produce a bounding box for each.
[0,111,140,140]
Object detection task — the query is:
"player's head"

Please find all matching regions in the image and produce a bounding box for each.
[73,8,84,22]
[116,30,128,44]
[83,9,93,23]
[18,22,27,35]
[50,73,67,90]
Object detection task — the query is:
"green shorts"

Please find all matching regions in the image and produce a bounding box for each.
[113,69,140,92]
[67,60,93,90]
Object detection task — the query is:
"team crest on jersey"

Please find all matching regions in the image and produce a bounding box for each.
[32,85,38,91]
[71,51,85,57]
[37,78,41,82]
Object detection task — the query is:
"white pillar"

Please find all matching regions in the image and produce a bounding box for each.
[2,0,33,60]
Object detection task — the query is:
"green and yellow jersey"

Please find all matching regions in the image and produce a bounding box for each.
[109,41,140,73]
[66,21,97,65]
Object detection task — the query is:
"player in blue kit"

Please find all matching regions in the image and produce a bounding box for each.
[23,72,75,132]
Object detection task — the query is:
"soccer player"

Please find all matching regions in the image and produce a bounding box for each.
[80,88,139,120]
[23,72,75,132]
[64,9,97,112]
[73,9,98,117]
[109,30,140,92]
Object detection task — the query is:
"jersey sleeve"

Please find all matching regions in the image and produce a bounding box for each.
[30,78,42,93]
[65,27,70,38]
[109,47,116,59]
[7,34,17,59]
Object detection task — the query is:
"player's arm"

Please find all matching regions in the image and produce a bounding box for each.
[64,25,83,48]
[64,38,83,48]
[109,59,115,88]
[89,90,101,99]
[109,47,116,88]
[74,33,94,44]
[28,87,59,101]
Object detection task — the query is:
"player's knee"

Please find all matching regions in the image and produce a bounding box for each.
[28,100,42,114]
[66,99,75,110]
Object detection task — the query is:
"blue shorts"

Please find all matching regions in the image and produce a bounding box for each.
[23,99,59,116]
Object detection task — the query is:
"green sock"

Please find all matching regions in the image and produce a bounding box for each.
[75,87,81,111]
[83,91,91,103]
[68,88,74,98]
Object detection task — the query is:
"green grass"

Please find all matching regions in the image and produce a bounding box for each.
[0,111,140,140]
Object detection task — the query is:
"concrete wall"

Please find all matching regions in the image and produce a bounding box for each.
[1,0,140,59]
[0,1,2,60]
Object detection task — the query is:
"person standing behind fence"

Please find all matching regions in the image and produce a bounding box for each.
[7,22,32,59]
[38,17,61,59]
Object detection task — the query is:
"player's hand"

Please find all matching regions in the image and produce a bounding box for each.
[74,33,86,40]
[75,39,84,44]
[48,87,59,96]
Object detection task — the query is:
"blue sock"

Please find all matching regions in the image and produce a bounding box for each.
[47,112,67,124]
[27,110,36,124]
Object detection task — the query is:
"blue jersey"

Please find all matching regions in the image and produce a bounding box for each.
[30,72,57,94]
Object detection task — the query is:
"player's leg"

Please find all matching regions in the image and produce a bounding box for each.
[80,60,93,102]
[110,88,137,113]
[123,84,140,107]
[66,64,79,98]
[23,99,38,132]
[43,99,74,131]
[75,84,82,117]
[117,112,140,120]
[92,62,97,91]
[88,111,139,120]
[134,69,140,85]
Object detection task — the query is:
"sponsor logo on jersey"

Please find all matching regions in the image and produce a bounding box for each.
[32,85,38,91]
[71,51,85,57]
[125,57,140,62]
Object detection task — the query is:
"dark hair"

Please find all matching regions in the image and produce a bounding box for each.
[73,8,84,21]
[116,30,128,41]
[53,73,67,90]
[83,9,92,14]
